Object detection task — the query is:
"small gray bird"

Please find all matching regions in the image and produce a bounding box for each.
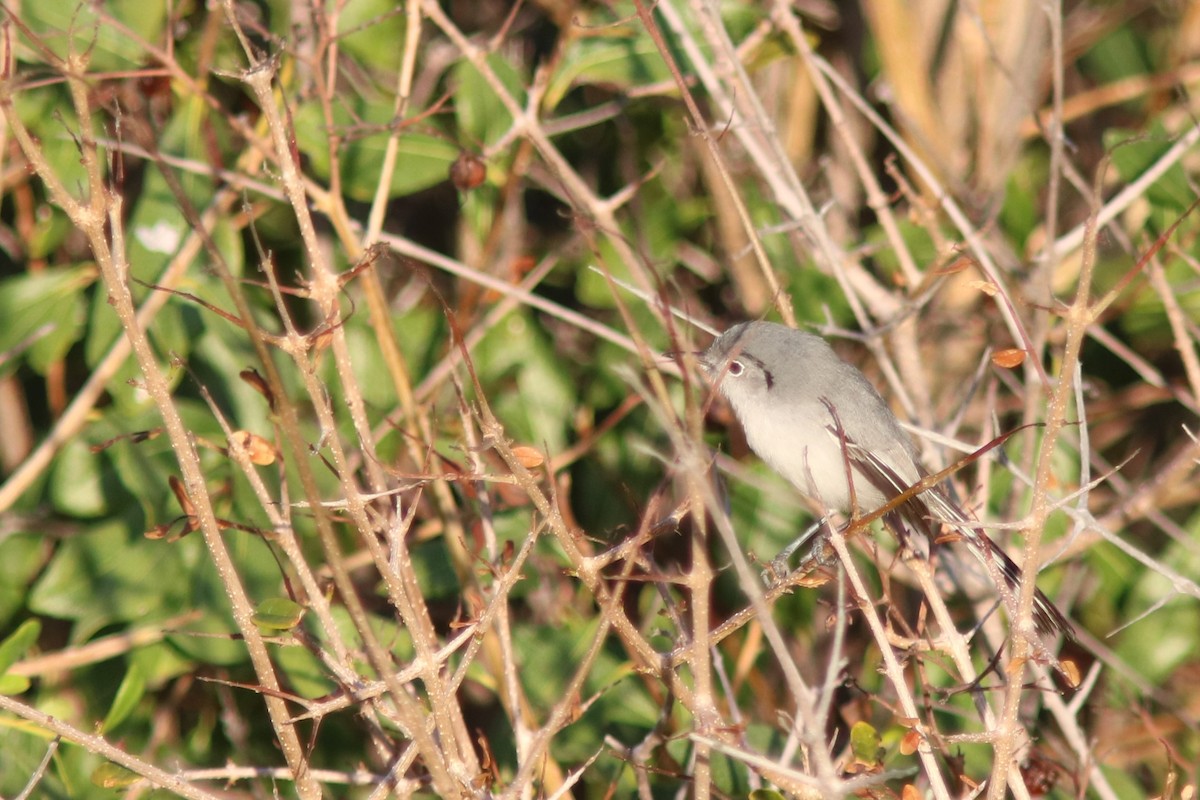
[700,320,1072,638]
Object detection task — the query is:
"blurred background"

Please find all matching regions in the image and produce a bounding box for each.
[1,0,1198,797]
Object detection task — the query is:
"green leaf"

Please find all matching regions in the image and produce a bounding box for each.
[850,720,882,766]
[29,520,190,631]
[1123,258,1200,346]
[48,439,110,518]
[1080,25,1152,85]
[294,101,460,201]
[1114,532,1200,684]
[166,611,248,668]
[0,266,93,374]
[407,536,461,603]
[0,619,41,676]
[475,315,575,453]
[0,535,48,630]
[453,54,524,145]
[1001,151,1048,248]
[86,167,197,368]
[22,0,167,71]
[91,762,141,789]
[26,206,73,262]
[544,33,670,110]
[0,673,30,695]
[338,0,407,74]
[863,219,937,283]
[276,640,336,699]
[101,662,147,734]
[1104,125,1193,213]
[253,597,305,631]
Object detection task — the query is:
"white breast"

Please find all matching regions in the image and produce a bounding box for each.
[735,398,914,516]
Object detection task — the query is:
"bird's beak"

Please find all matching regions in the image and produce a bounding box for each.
[662,349,710,371]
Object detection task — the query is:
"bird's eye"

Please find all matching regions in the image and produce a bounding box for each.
[727,360,744,377]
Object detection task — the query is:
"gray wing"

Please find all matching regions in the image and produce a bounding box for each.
[822,412,1073,639]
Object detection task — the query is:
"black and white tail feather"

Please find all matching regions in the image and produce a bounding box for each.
[835,426,1074,640]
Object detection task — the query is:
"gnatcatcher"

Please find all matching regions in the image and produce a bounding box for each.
[700,320,1071,638]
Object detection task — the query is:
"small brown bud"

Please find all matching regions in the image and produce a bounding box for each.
[450,151,487,191]
[992,348,1027,368]
[511,445,545,469]
[230,430,277,465]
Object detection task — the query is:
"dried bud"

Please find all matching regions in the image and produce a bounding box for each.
[511,445,545,469]
[969,279,999,296]
[450,151,487,191]
[992,348,1027,368]
[1060,658,1082,688]
[230,430,276,465]
[239,368,276,411]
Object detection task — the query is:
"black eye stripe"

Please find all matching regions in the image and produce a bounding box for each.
[727,352,773,389]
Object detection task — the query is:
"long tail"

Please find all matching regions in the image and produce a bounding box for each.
[968,531,1074,639]
[836,429,1074,639]
[923,490,1074,640]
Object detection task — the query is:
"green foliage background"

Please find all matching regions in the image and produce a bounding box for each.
[1,0,1199,798]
